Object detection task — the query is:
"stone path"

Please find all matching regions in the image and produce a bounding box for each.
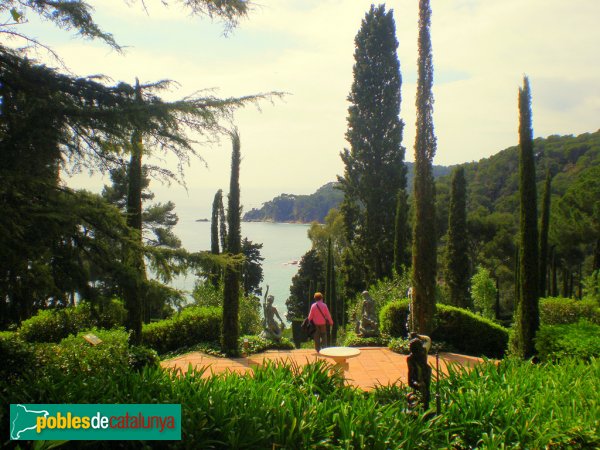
[161,347,486,391]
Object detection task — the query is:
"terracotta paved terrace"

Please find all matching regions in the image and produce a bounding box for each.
[161,348,486,391]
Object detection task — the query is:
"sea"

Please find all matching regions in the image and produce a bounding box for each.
[169,218,311,319]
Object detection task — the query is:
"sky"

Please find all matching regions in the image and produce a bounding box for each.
[11,0,600,218]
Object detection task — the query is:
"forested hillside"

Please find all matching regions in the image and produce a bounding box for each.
[434,129,600,311]
[243,182,344,223]
[247,130,599,227]
[437,130,600,221]
[244,163,451,223]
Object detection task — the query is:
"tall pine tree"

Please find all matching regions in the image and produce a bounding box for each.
[222,131,242,355]
[444,167,470,308]
[514,76,540,359]
[411,0,437,334]
[338,4,406,285]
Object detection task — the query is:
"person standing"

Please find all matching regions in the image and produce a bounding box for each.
[308,292,333,352]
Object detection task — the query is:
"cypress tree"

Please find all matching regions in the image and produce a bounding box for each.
[514,76,540,359]
[539,170,552,297]
[444,167,470,308]
[393,188,410,275]
[411,0,437,334]
[338,4,406,284]
[210,189,224,287]
[222,131,242,355]
[219,197,227,253]
[211,190,223,255]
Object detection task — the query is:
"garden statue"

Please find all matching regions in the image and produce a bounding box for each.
[356,290,379,337]
[261,285,285,341]
[407,332,432,410]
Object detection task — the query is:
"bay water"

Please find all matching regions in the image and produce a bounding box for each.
[170,218,311,320]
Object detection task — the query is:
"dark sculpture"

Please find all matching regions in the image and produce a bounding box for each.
[356,290,379,337]
[407,332,432,410]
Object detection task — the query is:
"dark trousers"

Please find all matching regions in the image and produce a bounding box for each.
[314,324,328,352]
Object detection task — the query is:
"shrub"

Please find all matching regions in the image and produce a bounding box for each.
[343,331,390,347]
[540,297,600,325]
[19,307,90,343]
[535,321,600,361]
[193,282,262,335]
[94,297,128,329]
[239,295,262,336]
[388,337,452,355]
[18,298,126,343]
[346,272,411,329]
[470,266,497,319]
[142,306,221,354]
[0,332,34,381]
[432,304,508,358]
[240,335,294,355]
[379,299,410,338]
[34,329,160,378]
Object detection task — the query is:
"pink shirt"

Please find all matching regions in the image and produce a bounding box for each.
[308,300,333,326]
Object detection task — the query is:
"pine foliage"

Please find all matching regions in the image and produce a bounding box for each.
[338,4,406,283]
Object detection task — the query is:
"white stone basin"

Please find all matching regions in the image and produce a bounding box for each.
[319,347,361,370]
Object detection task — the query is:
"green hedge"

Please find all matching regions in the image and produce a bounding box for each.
[432,304,509,358]
[142,306,221,354]
[379,299,410,338]
[380,300,508,358]
[18,298,126,343]
[343,331,390,348]
[535,320,600,362]
[540,297,600,325]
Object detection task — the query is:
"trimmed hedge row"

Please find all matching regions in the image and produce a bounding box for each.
[540,297,600,325]
[380,300,509,358]
[433,304,509,359]
[18,299,126,343]
[142,306,221,354]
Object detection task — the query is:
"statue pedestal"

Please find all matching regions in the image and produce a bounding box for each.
[319,347,361,371]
